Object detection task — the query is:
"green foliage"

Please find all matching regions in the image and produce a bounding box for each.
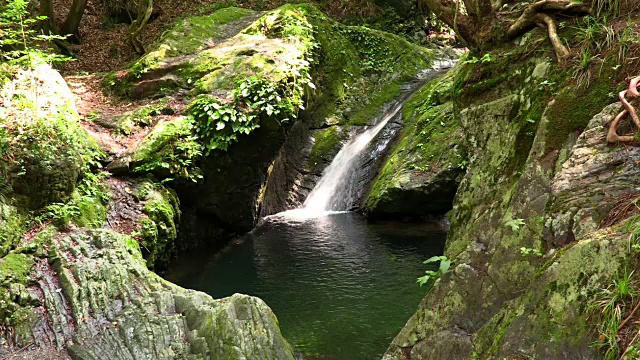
[504,218,526,233]
[520,247,543,257]
[593,0,622,17]
[0,0,70,66]
[462,53,495,65]
[417,255,451,287]
[187,74,306,153]
[39,201,80,229]
[339,26,412,72]
[133,117,203,183]
[590,269,640,360]
[0,102,102,186]
[36,171,110,229]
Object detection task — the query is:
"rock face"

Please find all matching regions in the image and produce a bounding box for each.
[383,35,637,359]
[2,229,295,360]
[0,34,294,359]
[363,67,465,219]
[114,4,436,244]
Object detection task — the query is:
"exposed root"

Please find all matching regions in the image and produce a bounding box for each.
[506,0,590,61]
[607,110,634,143]
[607,76,640,144]
[535,13,570,61]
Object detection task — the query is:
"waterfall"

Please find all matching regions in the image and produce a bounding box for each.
[279,60,455,219]
[302,102,404,212]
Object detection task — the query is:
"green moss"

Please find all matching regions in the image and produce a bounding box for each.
[115,100,172,135]
[1,66,102,210]
[307,126,345,169]
[327,25,434,126]
[130,7,256,77]
[71,191,108,229]
[0,253,33,284]
[545,67,618,153]
[0,202,27,258]
[0,252,36,327]
[363,70,465,215]
[132,117,203,182]
[135,181,181,269]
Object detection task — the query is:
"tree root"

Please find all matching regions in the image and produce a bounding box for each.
[607,76,640,144]
[535,13,570,62]
[506,0,590,61]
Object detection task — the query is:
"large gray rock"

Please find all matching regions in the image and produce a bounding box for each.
[0,229,295,360]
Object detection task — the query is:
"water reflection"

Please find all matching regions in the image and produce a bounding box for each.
[165,213,446,360]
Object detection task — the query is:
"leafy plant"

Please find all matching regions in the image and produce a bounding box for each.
[505,218,526,232]
[0,0,71,67]
[39,202,81,229]
[591,269,640,360]
[417,255,452,287]
[520,247,543,257]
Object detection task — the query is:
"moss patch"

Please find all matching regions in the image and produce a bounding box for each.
[363,69,465,217]
[132,117,203,182]
[131,7,257,77]
[0,252,36,327]
[134,181,181,270]
[307,126,346,169]
[545,66,619,153]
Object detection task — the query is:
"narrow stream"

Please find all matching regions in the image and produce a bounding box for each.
[165,214,446,360]
[166,61,454,359]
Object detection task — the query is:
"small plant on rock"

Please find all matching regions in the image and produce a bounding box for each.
[417,255,452,287]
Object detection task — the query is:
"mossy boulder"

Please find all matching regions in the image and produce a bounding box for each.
[104,7,261,97]
[0,229,295,359]
[127,4,437,241]
[94,100,173,135]
[0,65,101,212]
[384,32,630,359]
[473,230,632,359]
[131,116,203,181]
[134,180,181,270]
[363,68,465,219]
[0,202,26,258]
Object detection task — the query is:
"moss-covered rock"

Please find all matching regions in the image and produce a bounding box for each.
[134,180,181,269]
[94,100,173,135]
[0,65,101,212]
[131,116,203,181]
[0,201,26,258]
[363,68,465,219]
[384,30,631,360]
[103,7,260,97]
[123,4,437,243]
[474,230,632,359]
[0,229,295,359]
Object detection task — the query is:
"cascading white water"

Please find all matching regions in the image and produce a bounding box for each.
[277,60,456,219]
[302,102,404,213]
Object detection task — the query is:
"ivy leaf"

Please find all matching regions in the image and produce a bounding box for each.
[216,122,225,130]
[439,259,451,274]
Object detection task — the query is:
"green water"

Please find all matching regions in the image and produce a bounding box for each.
[165,212,446,360]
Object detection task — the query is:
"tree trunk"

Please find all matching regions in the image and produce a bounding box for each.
[61,0,88,43]
[39,0,57,35]
[129,0,153,54]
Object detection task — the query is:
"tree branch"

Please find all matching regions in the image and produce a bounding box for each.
[129,0,153,54]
